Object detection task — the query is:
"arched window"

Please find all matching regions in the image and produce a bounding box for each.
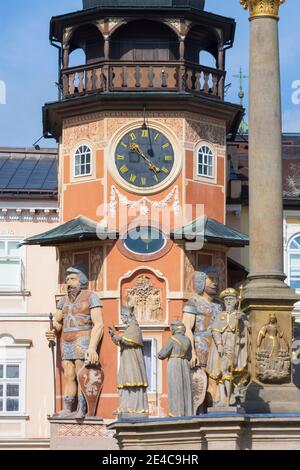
[196,144,215,179]
[288,235,300,290]
[74,145,92,177]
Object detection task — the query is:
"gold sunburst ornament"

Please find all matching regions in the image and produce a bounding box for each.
[240,0,285,19]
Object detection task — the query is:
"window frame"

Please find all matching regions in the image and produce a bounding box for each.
[196,144,215,180]
[288,234,300,292]
[73,144,93,178]
[0,362,24,415]
[0,239,24,292]
[143,338,158,393]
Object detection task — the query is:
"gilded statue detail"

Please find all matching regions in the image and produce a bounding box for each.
[240,0,285,19]
[256,313,290,384]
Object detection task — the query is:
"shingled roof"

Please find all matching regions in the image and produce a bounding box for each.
[0,147,58,197]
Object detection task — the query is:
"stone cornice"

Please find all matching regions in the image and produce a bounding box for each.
[0,208,59,223]
[240,0,285,19]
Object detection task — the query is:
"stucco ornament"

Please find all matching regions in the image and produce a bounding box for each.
[256,313,291,383]
[240,0,285,18]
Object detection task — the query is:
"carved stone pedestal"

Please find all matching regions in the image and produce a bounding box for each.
[243,288,300,413]
[110,415,300,450]
[49,418,118,450]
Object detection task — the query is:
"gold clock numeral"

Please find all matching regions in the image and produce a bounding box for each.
[117,154,125,160]
[153,175,159,183]
[120,164,129,174]
[141,177,147,186]
[165,155,173,161]
[141,130,148,138]
[129,174,137,183]
[121,142,127,148]
[162,167,169,174]
[162,143,169,149]
[129,133,137,141]
[154,133,160,141]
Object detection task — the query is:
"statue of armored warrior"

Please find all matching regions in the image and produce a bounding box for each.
[183,267,223,413]
[109,305,149,420]
[158,320,193,417]
[45,264,104,419]
[206,288,249,407]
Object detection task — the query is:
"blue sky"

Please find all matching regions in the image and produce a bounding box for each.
[0,0,299,148]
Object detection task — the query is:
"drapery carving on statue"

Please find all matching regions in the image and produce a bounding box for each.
[213,253,226,293]
[90,247,103,291]
[59,250,73,292]
[63,120,104,154]
[185,119,225,146]
[185,252,196,293]
[125,275,163,323]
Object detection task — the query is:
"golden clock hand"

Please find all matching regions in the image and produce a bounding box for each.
[129,143,161,173]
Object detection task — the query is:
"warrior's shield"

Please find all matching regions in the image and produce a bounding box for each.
[77,364,104,418]
[191,367,208,415]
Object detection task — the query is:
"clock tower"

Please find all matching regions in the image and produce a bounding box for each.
[32,0,247,419]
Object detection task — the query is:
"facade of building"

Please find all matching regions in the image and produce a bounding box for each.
[23,0,249,422]
[0,147,59,448]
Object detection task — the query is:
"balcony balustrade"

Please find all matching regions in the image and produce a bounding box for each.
[61,61,225,100]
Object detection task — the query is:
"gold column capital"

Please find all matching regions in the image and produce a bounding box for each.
[240,0,285,19]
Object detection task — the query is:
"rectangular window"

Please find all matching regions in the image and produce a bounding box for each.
[197,146,214,179]
[74,146,92,177]
[143,339,157,393]
[0,363,21,414]
[0,240,22,291]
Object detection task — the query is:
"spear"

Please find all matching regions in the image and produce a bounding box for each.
[48,313,57,416]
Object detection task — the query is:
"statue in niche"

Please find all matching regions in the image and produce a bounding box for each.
[256,313,291,384]
[158,320,193,417]
[183,267,223,413]
[125,275,162,323]
[108,305,149,420]
[45,264,104,419]
[206,288,250,407]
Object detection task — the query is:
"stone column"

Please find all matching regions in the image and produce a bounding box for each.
[240,0,300,412]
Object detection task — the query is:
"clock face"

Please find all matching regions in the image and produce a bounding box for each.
[114,127,175,189]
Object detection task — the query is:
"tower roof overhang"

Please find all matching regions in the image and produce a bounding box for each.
[43,92,244,143]
[49,7,235,47]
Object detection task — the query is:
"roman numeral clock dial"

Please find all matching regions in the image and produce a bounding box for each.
[114,127,175,190]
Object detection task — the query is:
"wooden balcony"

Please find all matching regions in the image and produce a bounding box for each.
[61,61,225,100]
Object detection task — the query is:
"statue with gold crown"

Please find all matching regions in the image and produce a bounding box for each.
[206,287,250,408]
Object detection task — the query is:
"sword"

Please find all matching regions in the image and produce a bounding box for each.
[48,313,57,416]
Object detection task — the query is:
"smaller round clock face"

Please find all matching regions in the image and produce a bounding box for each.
[124,227,166,256]
[114,127,175,189]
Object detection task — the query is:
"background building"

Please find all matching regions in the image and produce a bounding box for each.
[0,147,58,449]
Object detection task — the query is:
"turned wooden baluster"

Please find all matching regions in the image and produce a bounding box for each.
[94,68,103,91]
[212,73,218,96]
[194,69,201,92]
[185,69,193,91]
[121,66,127,88]
[62,73,69,97]
[86,70,93,92]
[69,73,75,95]
[77,71,84,94]
[135,66,141,88]
[148,66,154,88]
[203,72,210,93]
[161,68,167,87]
